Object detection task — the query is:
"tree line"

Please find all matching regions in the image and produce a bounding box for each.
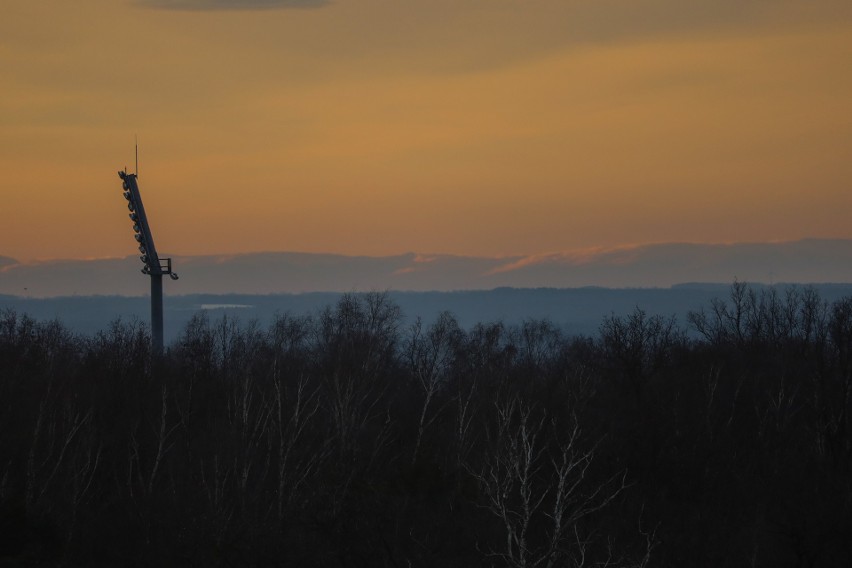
[1,282,851,566]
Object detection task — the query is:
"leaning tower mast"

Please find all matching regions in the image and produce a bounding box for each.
[117,157,178,356]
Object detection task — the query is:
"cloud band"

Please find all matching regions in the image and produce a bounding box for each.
[136,0,329,10]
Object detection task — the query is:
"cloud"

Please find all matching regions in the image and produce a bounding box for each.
[136,0,329,10]
[485,245,645,276]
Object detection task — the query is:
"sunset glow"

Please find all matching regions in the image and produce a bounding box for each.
[2,0,851,261]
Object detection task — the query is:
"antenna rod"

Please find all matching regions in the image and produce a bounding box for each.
[135,135,138,177]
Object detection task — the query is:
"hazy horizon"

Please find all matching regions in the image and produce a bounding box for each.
[5,238,852,298]
[2,236,848,265]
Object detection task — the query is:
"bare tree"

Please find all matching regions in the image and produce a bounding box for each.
[468,396,629,568]
[405,312,461,465]
[272,369,325,517]
[600,308,681,401]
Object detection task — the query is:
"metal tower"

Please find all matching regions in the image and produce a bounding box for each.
[118,169,178,356]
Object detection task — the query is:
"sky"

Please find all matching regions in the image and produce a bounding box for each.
[2,0,851,262]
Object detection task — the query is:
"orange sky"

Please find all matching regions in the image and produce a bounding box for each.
[2,0,851,261]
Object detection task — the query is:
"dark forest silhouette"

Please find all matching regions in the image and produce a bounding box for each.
[2,282,852,566]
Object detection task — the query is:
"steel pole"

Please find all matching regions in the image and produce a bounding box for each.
[151,273,164,357]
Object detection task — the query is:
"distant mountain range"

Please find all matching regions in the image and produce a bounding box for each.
[3,239,852,297]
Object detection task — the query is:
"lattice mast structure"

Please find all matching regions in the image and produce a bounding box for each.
[118,169,178,356]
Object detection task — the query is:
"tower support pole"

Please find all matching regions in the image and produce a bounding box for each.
[151,273,164,357]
